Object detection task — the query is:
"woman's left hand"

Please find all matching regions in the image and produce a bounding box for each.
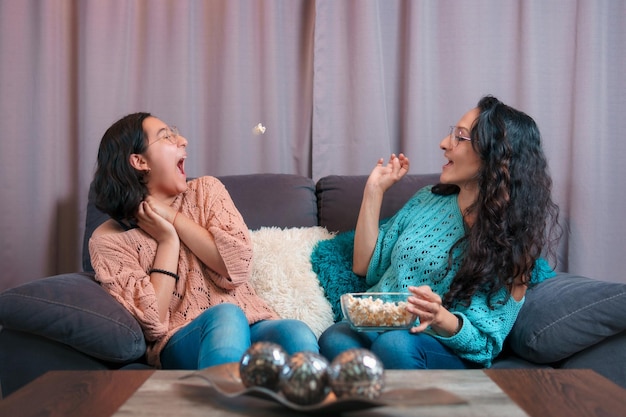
[406,285,447,333]
[136,200,177,244]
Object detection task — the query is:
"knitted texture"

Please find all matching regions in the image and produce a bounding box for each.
[362,186,554,367]
[311,229,368,321]
[89,176,278,367]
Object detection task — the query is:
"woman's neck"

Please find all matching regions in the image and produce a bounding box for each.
[147,186,180,206]
[457,188,478,227]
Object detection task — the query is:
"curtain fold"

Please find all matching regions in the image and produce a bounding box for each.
[566,0,626,279]
[0,0,624,289]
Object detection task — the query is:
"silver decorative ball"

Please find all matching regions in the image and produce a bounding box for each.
[239,342,288,391]
[279,351,331,405]
[328,348,385,399]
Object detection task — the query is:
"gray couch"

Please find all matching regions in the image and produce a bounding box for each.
[1,173,625,398]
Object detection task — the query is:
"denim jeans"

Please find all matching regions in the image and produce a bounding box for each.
[319,321,474,369]
[160,303,319,369]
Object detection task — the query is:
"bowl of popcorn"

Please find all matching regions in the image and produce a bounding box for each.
[340,293,417,331]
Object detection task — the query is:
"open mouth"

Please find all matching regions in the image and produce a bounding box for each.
[177,157,186,177]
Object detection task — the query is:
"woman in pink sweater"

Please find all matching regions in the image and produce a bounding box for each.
[89,112,318,368]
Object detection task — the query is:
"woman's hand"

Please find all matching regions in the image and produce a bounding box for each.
[365,153,410,194]
[142,196,178,224]
[136,197,181,323]
[136,199,178,244]
[352,153,410,276]
[407,285,460,337]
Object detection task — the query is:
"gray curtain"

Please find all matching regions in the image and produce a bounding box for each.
[1,0,624,291]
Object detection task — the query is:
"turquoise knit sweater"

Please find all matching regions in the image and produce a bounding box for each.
[366,186,555,367]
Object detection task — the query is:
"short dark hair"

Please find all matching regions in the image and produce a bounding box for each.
[92,112,152,221]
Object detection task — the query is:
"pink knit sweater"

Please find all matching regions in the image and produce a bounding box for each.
[89,176,278,367]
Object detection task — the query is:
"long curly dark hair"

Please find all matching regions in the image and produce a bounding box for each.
[435,96,561,308]
[92,112,152,222]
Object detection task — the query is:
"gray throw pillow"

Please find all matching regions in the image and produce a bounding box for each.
[0,273,146,362]
[509,273,626,363]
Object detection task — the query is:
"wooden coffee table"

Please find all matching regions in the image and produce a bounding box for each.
[1,368,625,416]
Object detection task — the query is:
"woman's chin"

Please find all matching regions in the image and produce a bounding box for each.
[439,172,451,184]
[176,180,188,194]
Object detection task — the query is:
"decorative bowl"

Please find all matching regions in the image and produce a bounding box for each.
[340,292,417,331]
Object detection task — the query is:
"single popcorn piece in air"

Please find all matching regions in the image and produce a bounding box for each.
[252,123,266,135]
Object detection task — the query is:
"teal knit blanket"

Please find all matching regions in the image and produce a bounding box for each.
[310,230,368,321]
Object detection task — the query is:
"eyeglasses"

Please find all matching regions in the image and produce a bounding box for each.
[148,126,179,147]
[448,125,472,147]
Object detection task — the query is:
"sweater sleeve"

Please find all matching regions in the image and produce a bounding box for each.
[366,187,431,287]
[431,257,556,367]
[89,233,169,343]
[430,288,523,368]
[194,177,253,289]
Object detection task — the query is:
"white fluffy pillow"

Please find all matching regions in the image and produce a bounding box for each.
[249,226,335,337]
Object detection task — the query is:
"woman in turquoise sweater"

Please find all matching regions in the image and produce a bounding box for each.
[318,95,561,368]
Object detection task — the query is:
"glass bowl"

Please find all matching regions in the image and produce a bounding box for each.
[340,292,417,331]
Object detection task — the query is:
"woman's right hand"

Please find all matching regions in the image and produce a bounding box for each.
[353,153,410,275]
[136,200,179,244]
[365,153,410,194]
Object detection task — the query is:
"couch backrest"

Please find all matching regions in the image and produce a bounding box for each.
[219,174,318,229]
[82,172,441,272]
[316,174,441,232]
[82,173,318,272]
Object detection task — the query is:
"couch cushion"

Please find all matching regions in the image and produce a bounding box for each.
[219,174,318,230]
[559,331,626,389]
[0,328,111,398]
[0,273,146,363]
[316,174,440,232]
[83,173,318,272]
[509,273,626,363]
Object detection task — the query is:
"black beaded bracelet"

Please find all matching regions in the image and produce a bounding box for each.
[149,268,179,281]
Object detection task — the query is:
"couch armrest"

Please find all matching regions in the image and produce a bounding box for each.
[0,273,146,363]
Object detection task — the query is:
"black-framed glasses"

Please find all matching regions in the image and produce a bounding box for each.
[449,125,472,147]
[148,126,180,147]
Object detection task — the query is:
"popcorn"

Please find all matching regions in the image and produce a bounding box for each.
[252,123,266,135]
[343,294,415,328]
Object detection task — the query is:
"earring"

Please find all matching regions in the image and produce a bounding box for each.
[145,168,151,174]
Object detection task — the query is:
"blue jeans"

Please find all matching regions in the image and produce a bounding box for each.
[319,321,475,369]
[160,303,319,369]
